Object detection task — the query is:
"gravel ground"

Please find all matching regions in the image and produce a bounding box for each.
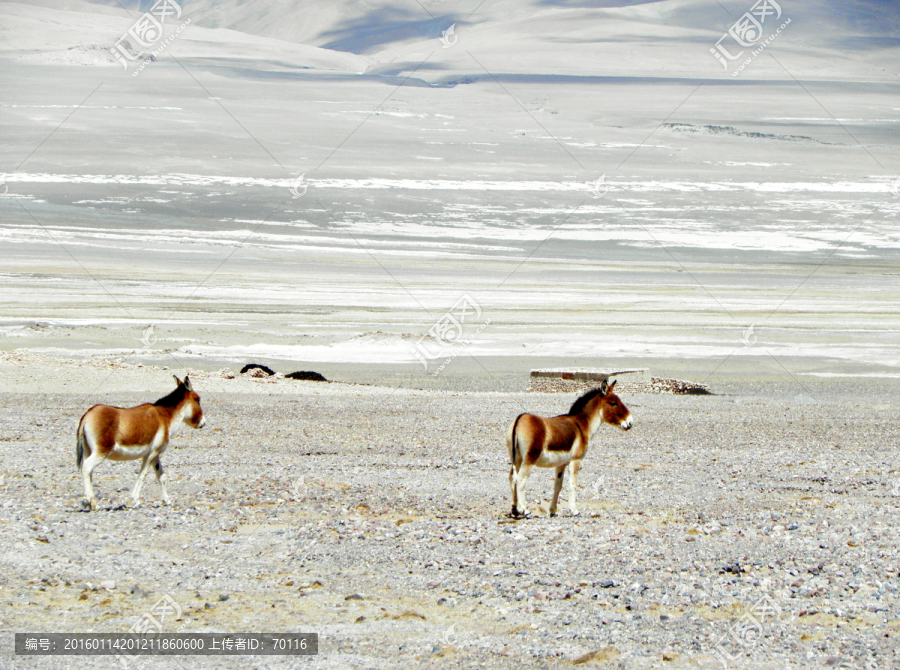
[1,362,899,669]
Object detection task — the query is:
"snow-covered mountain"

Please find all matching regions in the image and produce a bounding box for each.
[1,0,898,79]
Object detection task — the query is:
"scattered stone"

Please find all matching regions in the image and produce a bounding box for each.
[573,647,620,664]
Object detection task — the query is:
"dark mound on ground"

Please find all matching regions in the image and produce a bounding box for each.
[240,363,275,375]
[286,371,328,382]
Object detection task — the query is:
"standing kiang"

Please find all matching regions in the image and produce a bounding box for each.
[76,376,205,511]
[507,379,632,518]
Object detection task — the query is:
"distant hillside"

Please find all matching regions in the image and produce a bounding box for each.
[2,0,897,79]
[0,1,370,71]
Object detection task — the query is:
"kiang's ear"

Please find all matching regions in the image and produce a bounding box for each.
[608,379,617,393]
[183,375,193,391]
[173,375,182,387]
[599,380,609,396]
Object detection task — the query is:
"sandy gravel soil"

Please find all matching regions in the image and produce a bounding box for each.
[0,360,899,669]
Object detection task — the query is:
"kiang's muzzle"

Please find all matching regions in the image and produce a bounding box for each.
[620,415,633,431]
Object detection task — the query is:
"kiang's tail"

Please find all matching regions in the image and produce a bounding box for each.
[508,413,525,468]
[76,415,87,470]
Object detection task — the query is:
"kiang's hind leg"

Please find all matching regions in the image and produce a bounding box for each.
[131,454,154,506]
[153,457,171,505]
[568,459,582,515]
[81,451,104,512]
[509,466,518,516]
[549,464,566,517]
[513,462,534,517]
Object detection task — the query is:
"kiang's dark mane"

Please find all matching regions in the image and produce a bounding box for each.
[154,384,186,408]
[567,387,605,416]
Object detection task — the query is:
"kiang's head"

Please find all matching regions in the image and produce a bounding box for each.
[173,375,205,429]
[568,379,633,431]
[598,379,632,431]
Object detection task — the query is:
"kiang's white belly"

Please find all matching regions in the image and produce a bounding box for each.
[535,448,576,468]
[107,430,166,461]
[107,444,154,461]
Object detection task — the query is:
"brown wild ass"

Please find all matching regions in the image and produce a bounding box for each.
[507,379,632,518]
[76,376,205,511]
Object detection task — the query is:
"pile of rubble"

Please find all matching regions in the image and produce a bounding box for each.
[220,364,328,382]
[528,376,710,395]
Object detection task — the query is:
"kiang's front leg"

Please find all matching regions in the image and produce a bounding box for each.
[154,457,171,505]
[568,459,582,516]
